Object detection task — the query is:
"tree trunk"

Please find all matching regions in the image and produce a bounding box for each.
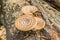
[1,0,60,40]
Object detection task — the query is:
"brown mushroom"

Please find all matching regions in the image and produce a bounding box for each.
[14,15,37,31]
[21,5,38,14]
[33,17,45,31]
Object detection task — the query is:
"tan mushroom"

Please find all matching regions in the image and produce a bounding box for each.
[33,17,45,31]
[21,5,38,14]
[14,15,37,31]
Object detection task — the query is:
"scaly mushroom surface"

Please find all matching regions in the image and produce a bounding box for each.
[21,5,38,14]
[15,15,37,31]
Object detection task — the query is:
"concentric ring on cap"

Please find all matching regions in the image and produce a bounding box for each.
[15,15,37,31]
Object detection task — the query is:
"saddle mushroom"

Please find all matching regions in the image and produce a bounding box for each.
[21,5,38,14]
[14,15,37,31]
[33,17,45,31]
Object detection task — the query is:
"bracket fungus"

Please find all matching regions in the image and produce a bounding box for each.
[33,17,45,31]
[21,5,38,14]
[14,15,37,31]
[15,14,45,31]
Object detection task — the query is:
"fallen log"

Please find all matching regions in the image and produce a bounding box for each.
[1,0,60,40]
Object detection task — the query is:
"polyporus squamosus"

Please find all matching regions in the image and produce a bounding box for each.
[15,15,37,31]
[33,17,45,31]
[15,14,45,31]
[21,5,38,14]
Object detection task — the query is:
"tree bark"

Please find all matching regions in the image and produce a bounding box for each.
[1,0,60,40]
[44,0,60,8]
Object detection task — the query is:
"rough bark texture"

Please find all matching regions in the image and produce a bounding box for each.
[44,0,60,8]
[0,0,60,40]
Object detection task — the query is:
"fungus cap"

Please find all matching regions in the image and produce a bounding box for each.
[21,5,38,14]
[34,17,45,30]
[15,15,37,31]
